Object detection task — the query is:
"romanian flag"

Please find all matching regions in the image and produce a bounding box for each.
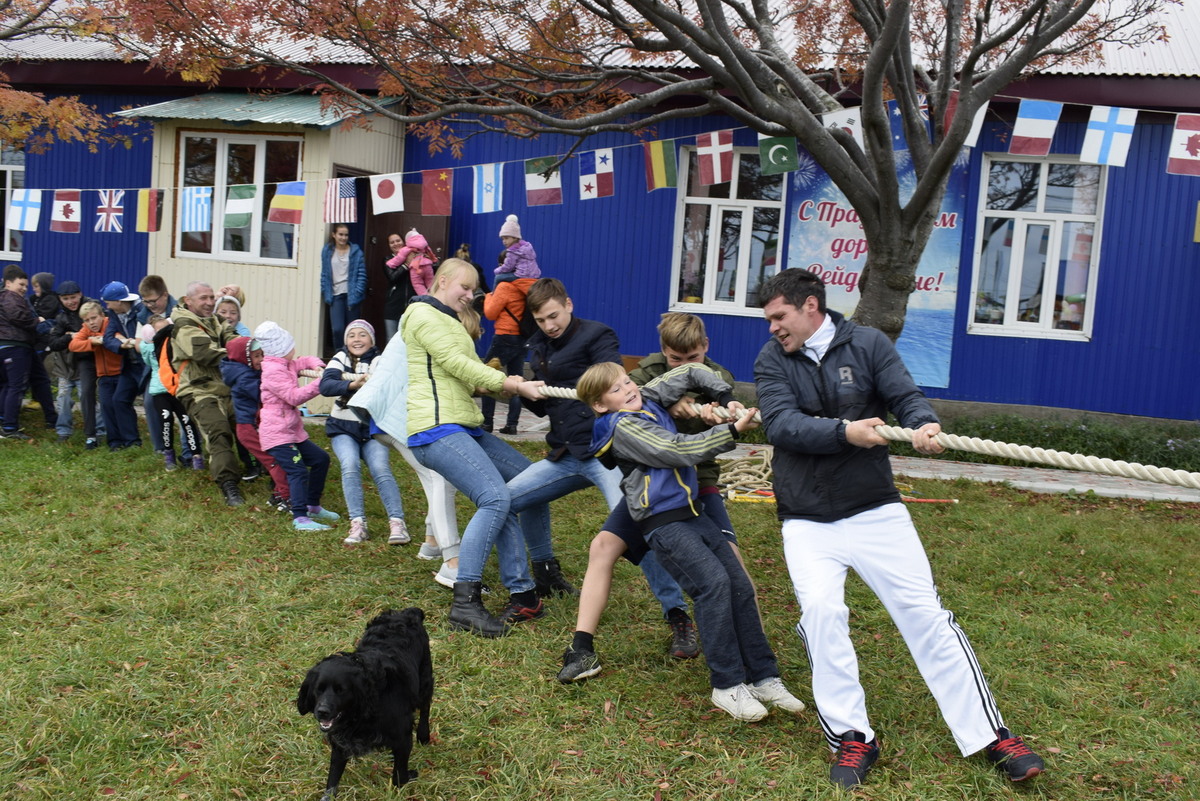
[136,189,163,233]
[267,181,306,224]
[643,140,677,191]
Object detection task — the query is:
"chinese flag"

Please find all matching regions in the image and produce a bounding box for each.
[422,169,453,216]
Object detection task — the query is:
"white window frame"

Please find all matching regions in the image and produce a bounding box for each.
[175,130,303,266]
[968,154,1105,341]
[668,146,786,316]
[1,144,25,260]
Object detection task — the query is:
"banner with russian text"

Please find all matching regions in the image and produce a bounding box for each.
[785,150,967,388]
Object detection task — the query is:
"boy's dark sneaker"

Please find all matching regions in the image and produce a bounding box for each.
[557,647,602,683]
[221,480,245,507]
[85,438,99,450]
[498,596,545,625]
[269,493,290,513]
[1,428,31,440]
[164,451,178,471]
[830,730,879,789]
[984,728,1045,781]
[667,611,699,658]
[498,425,519,435]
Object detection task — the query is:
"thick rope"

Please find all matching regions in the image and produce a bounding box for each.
[535,384,1200,491]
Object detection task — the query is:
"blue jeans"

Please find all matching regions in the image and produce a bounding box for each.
[327,295,362,350]
[412,430,539,593]
[267,439,331,518]
[648,515,779,690]
[330,433,405,520]
[507,454,687,615]
[480,334,526,430]
[56,364,105,439]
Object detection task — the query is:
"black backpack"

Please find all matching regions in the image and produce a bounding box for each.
[505,300,539,343]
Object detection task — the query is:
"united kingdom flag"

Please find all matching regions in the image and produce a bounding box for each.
[95,189,125,233]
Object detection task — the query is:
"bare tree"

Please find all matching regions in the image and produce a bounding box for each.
[112,0,1170,336]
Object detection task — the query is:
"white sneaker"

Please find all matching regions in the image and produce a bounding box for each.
[748,677,806,713]
[417,541,442,560]
[434,562,457,589]
[711,684,768,722]
[343,518,368,545]
[387,518,411,545]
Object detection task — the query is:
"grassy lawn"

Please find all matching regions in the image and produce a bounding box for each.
[1,423,1197,800]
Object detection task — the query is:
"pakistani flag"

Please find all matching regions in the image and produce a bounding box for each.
[758,133,799,175]
[224,184,257,229]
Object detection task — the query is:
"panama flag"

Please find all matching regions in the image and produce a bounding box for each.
[1009,100,1062,156]
[1166,114,1200,177]
[524,157,562,206]
[369,173,405,215]
[695,130,734,185]
[94,189,125,233]
[1080,106,1137,167]
[266,181,305,224]
[6,188,42,232]
[180,186,213,232]
[50,189,82,233]
[223,184,256,229]
[473,163,503,214]
[578,149,614,200]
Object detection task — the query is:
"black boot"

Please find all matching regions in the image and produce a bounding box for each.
[449,581,508,638]
[533,558,578,597]
[221,479,244,507]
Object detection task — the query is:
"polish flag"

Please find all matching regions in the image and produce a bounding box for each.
[50,189,82,233]
[696,130,734,186]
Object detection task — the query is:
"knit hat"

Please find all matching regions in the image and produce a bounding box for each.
[343,319,375,345]
[405,229,428,249]
[253,321,295,358]
[138,324,156,342]
[57,280,82,295]
[225,336,251,366]
[216,295,241,310]
[99,281,139,302]
[498,214,521,239]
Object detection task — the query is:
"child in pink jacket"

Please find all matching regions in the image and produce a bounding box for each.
[254,321,339,532]
[385,229,437,297]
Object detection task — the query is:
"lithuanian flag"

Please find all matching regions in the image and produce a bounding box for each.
[267,181,306,225]
[643,140,677,191]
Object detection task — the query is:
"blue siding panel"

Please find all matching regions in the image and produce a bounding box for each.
[17,94,158,298]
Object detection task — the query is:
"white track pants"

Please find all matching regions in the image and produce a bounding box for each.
[782,503,1004,756]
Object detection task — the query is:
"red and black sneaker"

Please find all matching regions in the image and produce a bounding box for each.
[499,596,545,625]
[984,727,1045,781]
[829,730,879,789]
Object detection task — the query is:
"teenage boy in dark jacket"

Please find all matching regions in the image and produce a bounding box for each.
[46,280,104,445]
[505,278,696,656]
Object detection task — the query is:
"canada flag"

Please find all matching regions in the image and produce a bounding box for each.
[50,189,82,233]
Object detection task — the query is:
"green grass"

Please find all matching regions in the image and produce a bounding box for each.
[2,414,1198,800]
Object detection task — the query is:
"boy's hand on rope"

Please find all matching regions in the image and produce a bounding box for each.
[910,422,944,455]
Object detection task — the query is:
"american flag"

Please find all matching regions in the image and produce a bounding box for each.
[94,189,125,233]
[324,177,358,223]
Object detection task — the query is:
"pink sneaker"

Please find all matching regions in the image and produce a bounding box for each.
[387,518,410,545]
[343,518,368,545]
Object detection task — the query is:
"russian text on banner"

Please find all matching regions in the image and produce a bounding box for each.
[267,181,306,224]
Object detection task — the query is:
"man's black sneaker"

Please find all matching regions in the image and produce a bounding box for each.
[0,428,30,440]
[984,727,1045,781]
[667,611,700,659]
[498,596,545,625]
[830,730,879,789]
[557,647,602,683]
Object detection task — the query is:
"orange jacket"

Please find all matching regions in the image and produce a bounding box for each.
[70,325,124,377]
[483,277,536,336]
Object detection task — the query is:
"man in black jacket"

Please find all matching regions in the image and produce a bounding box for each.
[46,280,104,445]
[754,268,1044,790]
[505,279,694,652]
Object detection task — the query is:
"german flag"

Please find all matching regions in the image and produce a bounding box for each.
[136,189,163,233]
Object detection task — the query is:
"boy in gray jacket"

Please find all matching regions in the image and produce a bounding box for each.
[577,361,803,722]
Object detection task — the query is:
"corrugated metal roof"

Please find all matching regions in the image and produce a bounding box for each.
[113,92,382,127]
[1044,0,1200,77]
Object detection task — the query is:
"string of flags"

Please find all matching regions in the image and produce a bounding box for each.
[7,102,1200,236]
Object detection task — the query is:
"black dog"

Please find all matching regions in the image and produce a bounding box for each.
[296,608,433,800]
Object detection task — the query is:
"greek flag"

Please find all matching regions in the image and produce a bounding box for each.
[180,186,213,233]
